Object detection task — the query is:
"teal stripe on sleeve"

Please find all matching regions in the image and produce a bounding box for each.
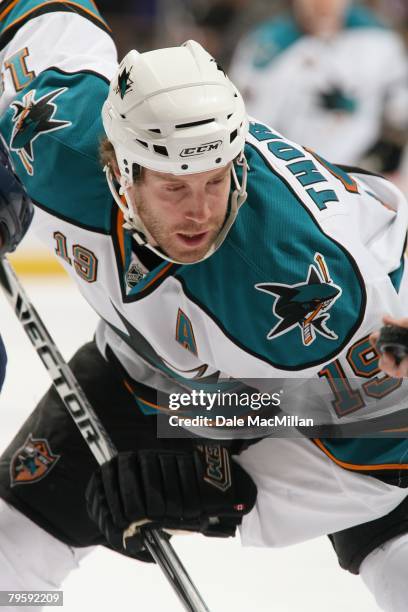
[0,0,108,32]
[0,0,110,42]
[319,438,408,468]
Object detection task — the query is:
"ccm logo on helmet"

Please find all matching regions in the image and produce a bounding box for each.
[180,140,222,157]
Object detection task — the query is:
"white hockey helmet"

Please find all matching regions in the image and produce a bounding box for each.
[102,40,249,264]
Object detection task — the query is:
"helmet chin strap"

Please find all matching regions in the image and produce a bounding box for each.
[104,153,249,266]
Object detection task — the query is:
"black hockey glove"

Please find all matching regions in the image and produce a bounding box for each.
[85,445,257,562]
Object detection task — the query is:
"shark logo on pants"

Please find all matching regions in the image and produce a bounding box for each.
[10,434,60,486]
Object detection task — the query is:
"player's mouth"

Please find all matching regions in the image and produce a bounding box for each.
[175,231,209,248]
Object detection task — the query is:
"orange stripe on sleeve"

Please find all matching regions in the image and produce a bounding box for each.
[313,438,408,471]
[136,397,167,412]
[123,379,172,414]
[0,0,21,22]
[122,379,133,395]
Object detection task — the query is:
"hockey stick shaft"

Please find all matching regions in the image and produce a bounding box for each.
[0,257,210,612]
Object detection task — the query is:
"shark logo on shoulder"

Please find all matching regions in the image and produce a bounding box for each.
[10,87,71,175]
[256,253,342,346]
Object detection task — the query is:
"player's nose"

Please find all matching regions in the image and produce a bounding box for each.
[183,192,212,223]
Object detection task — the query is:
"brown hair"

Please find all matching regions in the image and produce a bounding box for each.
[99,136,143,182]
[99,136,116,170]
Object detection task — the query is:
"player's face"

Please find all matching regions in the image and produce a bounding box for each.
[130,164,232,263]
[293,0,350,36]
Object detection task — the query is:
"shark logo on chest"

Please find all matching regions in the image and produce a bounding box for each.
[256,253,342,346]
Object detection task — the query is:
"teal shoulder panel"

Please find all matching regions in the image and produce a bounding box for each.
[345,6,387,30]
[0,67,113,231]
[248,16,302,69]
[175,144,366,371]
[0,0,109,35]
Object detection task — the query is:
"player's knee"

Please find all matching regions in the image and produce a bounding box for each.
[0,498,93,591]
[360,533,408,612]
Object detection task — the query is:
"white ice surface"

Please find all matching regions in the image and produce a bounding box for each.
[0,277,381,611]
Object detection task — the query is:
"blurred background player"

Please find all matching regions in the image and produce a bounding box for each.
[228,0,408,178]
[0,140,33,392]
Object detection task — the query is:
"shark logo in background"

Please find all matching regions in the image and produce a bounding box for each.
[256,253,342,347]
[319,85,358,114]
[10,87,71,175]
[114,66,133,100]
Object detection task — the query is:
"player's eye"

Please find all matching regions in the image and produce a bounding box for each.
[165,184,184,192]
[209,177,224,185]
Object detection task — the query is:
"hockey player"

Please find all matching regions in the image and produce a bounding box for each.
[229,0,408,172]
[1,2,408,611]
[0,138,33,392]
